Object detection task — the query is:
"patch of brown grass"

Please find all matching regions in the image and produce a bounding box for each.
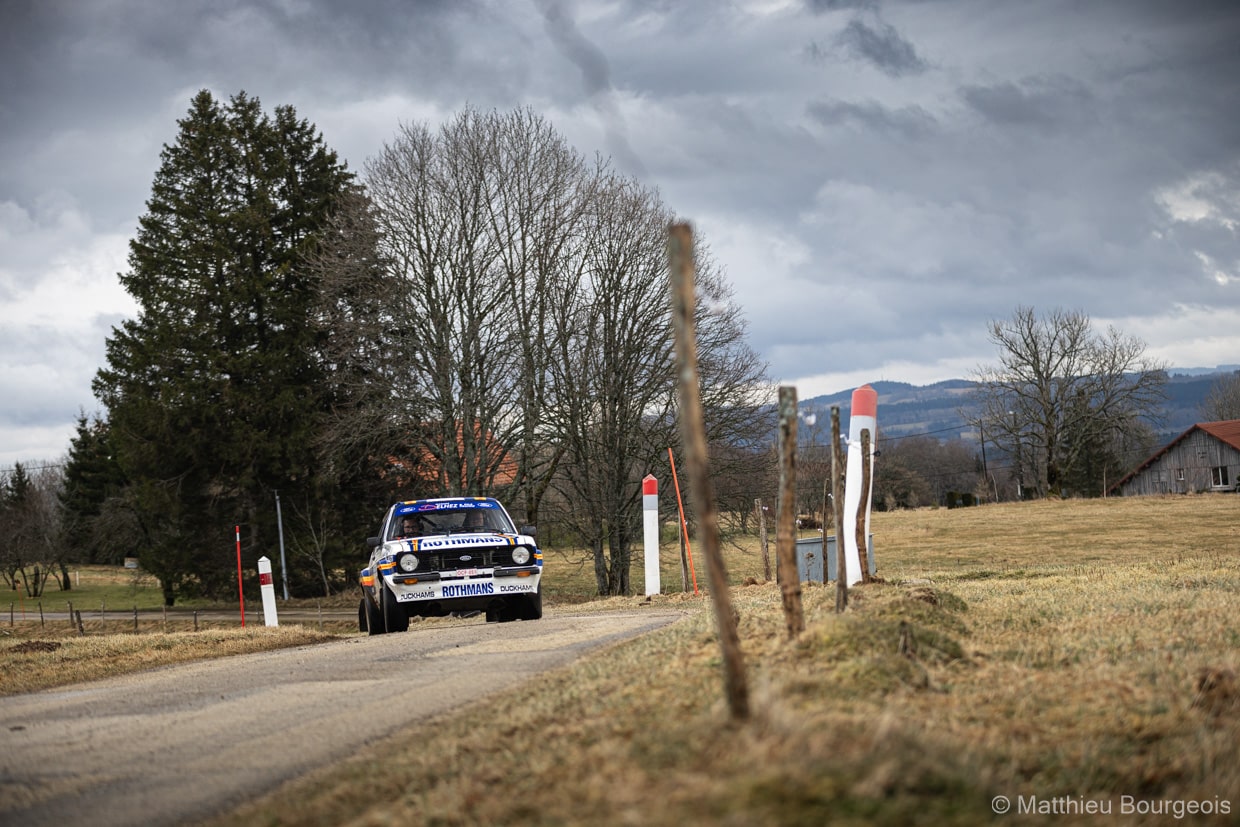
[0,626,340,696]
[215,494,1240,826]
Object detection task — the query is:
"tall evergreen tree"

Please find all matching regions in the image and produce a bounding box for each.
[59,412,127,567]
[93,90,354,603]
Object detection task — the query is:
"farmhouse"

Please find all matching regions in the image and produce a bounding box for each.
[1111,419,1240,496]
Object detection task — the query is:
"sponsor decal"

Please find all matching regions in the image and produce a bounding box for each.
[499,583,536,593]
[418,536,512,549]
[398,589,436,601]
[442,583,495,597]
[400,500,499,513]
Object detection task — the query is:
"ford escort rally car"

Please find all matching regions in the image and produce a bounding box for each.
[359,496,543,634]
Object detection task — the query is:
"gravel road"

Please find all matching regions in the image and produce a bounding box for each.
[0,609,685,827]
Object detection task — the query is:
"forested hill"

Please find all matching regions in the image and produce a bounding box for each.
[800,369,1239,445]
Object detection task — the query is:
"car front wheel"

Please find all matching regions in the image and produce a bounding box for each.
[381,585,409,633]
[361,596,384,635]
[520,591,543,621]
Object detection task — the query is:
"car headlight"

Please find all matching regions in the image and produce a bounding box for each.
[397,552,419,572]
[511,547,531,565]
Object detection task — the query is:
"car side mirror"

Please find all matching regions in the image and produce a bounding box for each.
[366,536,381,548]
[519,525,536,537]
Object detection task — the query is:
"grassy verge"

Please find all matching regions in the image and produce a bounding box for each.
[206,494,1239,826]
[0,626,342,696]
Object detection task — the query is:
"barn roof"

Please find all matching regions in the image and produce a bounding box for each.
[1111,419,1240,492]
[1198,419,1240,450]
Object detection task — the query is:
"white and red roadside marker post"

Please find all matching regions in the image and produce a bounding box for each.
[842,384,878,585]
[258,556,279,627]
[643,474,661,596]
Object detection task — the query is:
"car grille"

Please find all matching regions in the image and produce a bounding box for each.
[423,548,523,572]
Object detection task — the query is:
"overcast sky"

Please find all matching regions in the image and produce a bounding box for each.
[2,0,1238,468]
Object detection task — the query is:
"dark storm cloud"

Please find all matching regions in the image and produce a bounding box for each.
[804,0,878,12]
[806,98,937,139]
[961,77,1095,132]
[834,19,927,77]
[534,0,649,179]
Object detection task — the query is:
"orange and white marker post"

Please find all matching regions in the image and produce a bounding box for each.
[642,474,660,596]
[258,556,279,627]
[842,384,878,585]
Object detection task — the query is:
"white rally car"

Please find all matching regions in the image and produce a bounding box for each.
[359,496,543,634]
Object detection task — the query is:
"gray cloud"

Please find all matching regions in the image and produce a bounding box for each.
[805,0,879,12]
[834,19,928,77]
[534,0,649,179]
[2,0,1240,464]
[806,98,938,138]
[961,76,1095,132]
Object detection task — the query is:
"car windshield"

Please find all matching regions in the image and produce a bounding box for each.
[387,504,513,540]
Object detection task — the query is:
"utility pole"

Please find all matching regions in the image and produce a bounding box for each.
[1009,411,1023,501]
[275,491,289,600]
[979,424,989,503]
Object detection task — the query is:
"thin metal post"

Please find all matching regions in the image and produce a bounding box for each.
[276,491,289,600]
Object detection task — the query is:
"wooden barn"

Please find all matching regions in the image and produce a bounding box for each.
[1111,420,1240,496]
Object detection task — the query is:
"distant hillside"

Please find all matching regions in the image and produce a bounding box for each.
[800,368,1238,446]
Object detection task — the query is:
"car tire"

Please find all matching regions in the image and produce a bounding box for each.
[362,596,384,635]
[521,591,543,621]
[381,586,409,633]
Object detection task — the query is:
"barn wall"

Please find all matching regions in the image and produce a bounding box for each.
[1117,431,1240,496]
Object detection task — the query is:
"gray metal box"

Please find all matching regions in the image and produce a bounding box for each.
[794,534,875,582]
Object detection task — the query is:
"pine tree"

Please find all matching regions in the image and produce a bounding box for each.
[59,413,127,567]
[93,90,354,603]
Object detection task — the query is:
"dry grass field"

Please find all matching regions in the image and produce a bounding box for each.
[5,494,1238,824]
[207,494,1238,826]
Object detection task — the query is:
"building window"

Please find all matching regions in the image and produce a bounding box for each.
[1176,468,1185,481]
[1212,466,1231,487]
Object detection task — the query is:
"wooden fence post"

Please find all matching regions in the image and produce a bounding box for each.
[832,406,848,613]
[775,386,805,637]
[857,428,873,584]
[669,222,749,722]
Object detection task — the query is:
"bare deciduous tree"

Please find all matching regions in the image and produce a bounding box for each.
[970,306,1167,497]
[1,463,67,598]
[1202,371,1240,422]
[339,107,768,596]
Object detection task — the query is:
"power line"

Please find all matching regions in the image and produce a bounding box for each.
[878,425,970,442]
[0,462,66,475]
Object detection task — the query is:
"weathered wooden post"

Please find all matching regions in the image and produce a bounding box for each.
[832,406,848,613]
[775,386,805,637]
[669,222,749,721]
[856,428,873,584]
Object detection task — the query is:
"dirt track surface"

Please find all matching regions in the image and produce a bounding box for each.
[0,609,685,827]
